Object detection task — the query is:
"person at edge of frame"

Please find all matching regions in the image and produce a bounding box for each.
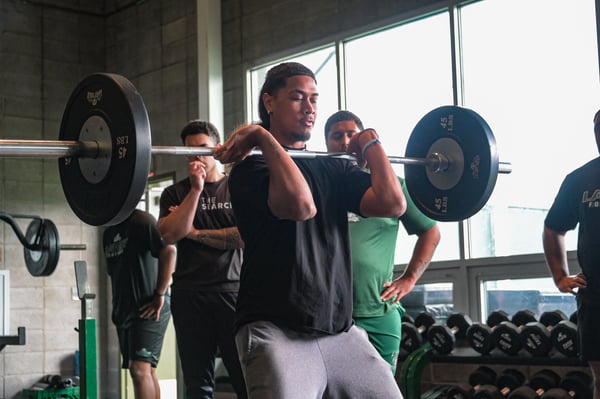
[102,208,177,399]
[543,109,600,399]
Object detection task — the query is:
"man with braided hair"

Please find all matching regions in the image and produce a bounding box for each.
[214,62,405,399]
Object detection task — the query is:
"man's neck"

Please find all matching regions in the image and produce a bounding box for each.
[204,167,225,183]
[271,130,308,150]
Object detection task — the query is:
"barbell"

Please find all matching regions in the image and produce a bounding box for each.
[0,73,511,227]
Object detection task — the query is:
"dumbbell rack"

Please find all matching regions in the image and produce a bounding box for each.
[398,340,588,399]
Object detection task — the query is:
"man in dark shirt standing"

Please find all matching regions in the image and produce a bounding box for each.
[103,209,176,399]
[159,120,246,399]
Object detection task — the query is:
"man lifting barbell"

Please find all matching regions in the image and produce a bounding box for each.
[212,61,405,398]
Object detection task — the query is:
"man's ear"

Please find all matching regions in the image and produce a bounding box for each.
[262,92,273,114]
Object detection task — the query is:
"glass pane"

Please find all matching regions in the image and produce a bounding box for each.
[402,282,454,323]
[460,0,600,258]
[248,46,338,152]
[482,278,577,322]
[394,221,458,264]
[344,12,460,262]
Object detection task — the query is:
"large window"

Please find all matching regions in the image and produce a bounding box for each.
[343,11,459,263]
[245,0,599,318]
[460,0,600,257]
[248,0,599,261]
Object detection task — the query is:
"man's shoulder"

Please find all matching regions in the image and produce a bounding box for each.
[563,157,600,183]
[131,209,157,226]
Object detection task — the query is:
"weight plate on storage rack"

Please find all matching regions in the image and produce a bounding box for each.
[24,218,60,277]
[58,73,151,226]
[404,105,499,221]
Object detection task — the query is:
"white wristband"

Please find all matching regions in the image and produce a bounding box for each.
[361,137,381,159]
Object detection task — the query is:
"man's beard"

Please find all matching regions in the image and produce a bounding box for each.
[291,130,311,142]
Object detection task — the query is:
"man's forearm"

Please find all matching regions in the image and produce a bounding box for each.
[187,226,244,250]
[403,225,440,283]
[159,189,202,244]
[156,244,176,295]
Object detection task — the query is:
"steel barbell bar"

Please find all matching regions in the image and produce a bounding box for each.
[152,146,513,174]
[0,141,512,175]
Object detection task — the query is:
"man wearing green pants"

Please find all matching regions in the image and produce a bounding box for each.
[325,110,441,374]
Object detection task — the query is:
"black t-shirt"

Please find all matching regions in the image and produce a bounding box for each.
[102,209,165,327]
[229,155,372,335]
[159,176,241,292]
[545,157,600,291]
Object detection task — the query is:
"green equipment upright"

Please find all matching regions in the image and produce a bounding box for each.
[75,260,98,399]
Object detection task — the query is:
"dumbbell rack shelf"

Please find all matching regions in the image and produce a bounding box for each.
[424,344,587,366]
[398,340,587,399]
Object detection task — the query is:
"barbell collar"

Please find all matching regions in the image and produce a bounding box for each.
[499,162,512,174]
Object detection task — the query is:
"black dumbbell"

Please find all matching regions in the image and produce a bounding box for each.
[540,371,592,399]
[445,366,498,398]
[507,369,561,399]
[550,318,578,358]
[400,311,436,353]
[491,309,537,355]
[402,313,415,324]
[427,313,473,355]
[473,368,526,399]
[521,310,568,356]
[466,310,510,354]
[42,374,75,389]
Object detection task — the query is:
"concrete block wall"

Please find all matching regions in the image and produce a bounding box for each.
[0,0,198,397]
[0,1,107,398]
[105,0,199,180]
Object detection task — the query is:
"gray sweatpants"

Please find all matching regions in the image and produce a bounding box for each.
[235,321,403,399]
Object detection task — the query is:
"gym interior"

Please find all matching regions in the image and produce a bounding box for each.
[0,0,599,398]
